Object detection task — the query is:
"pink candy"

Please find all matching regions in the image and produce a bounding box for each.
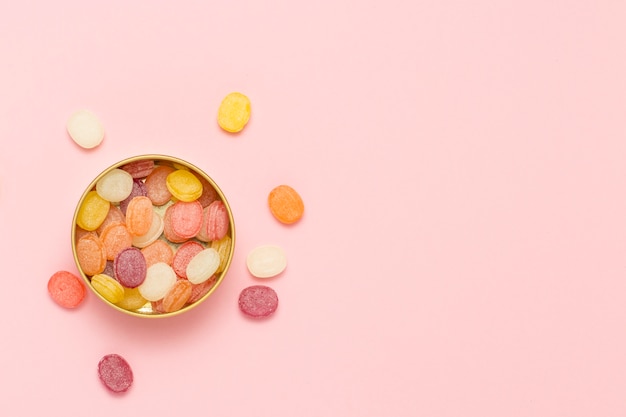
[114,247,147,288]
[238,285,279,318]
[98,354,133,393]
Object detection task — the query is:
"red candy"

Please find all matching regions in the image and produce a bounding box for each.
[48,270,86,308]
[193,171,219,207]
[163,200,203,242]
[121,159,155,178]
[145,165,175,206]
[197,200,229,242]
[238,285,279,318]
[97,354,133,393]
[172,241,204,279]
[187,276,217,304]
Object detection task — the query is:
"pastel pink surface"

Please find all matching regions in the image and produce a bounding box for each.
[1,1,626,417]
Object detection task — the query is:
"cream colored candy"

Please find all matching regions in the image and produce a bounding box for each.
[131,211,164,248]
[96,169,134,203]
[67,109,105,149]
[138,262,177,301]
[246,245,287,278]
[186,248,220,284]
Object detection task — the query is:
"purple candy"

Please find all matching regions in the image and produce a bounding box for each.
[114,247,147,288]
[103,260,115,278]
[119,179,148,214]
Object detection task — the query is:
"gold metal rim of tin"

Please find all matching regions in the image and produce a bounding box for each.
[71,154,236,318]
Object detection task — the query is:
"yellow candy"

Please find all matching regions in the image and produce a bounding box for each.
[217,92,251,133]
[91,274,125,304]
[211,235,232,273]
[76,191,110,231]
[166,169,203,202]
[115,287,148,311]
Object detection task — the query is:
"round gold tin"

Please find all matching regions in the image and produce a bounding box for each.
[71,154,235,318]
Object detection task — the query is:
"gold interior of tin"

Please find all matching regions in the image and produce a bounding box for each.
[71,154,236,318]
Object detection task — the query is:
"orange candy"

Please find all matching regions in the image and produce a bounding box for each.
[268,185,304,224]
[162,279,193,313]
[125,196,154,236]
[48,270,86,308]
[96,204,125,235]
[141,239,174,267]
[99,222,133,261]
[75,234,107,276]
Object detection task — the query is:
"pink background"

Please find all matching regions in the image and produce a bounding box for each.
[1,1,625,415]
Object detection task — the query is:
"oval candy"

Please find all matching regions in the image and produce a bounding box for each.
[131,211,164,248]
[246,245,287,278]
[217,92,251,133]
[67,109,105,149]
[125,196,154,236]
[114,247,147,288]
[96,169,134,203]
[48,270,86,308]
[138,262,177,302]
[238,285,279,318]
[162,280,193,313]
[186,248,220,284]
[98,354,133,393]
[166,169,203,202]
[91,274,124,304]
[268,185,304,224]
[76,191,110,231]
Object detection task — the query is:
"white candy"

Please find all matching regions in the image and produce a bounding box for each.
[186,248,220,284]
[95,168,134,203]
[66,109,105,149]
[139,262,177,301]
[246,245,287,278]
[132,211,164,248]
